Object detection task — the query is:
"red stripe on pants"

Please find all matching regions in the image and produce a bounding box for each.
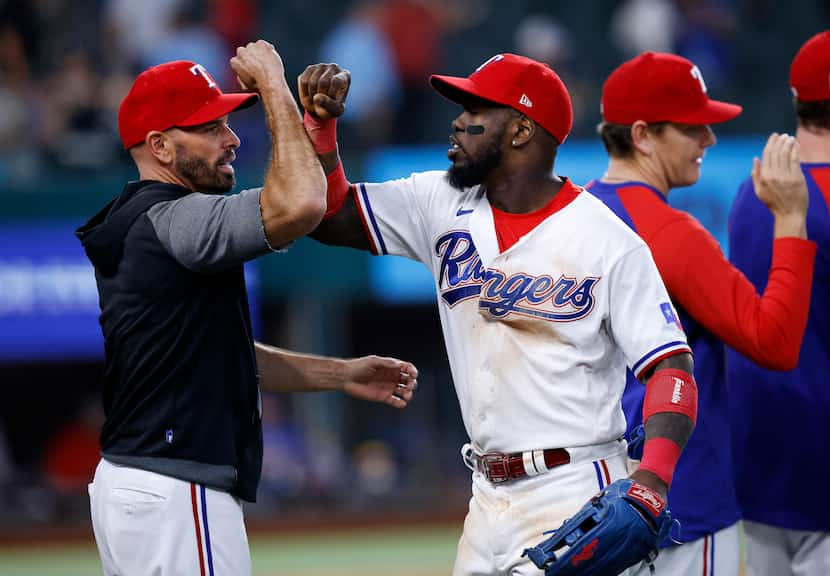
[191,483,207,576]
[600,459,611,485]
[702,534,709,576]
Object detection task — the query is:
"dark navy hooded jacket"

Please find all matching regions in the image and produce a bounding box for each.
[76,180,271,501]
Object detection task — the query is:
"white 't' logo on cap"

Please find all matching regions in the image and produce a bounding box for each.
[476,54,504,73]
[190,63,217,88]
[690,65,707,94]
[519,94,533,108]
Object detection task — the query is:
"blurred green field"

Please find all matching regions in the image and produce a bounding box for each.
[0,524,460,576]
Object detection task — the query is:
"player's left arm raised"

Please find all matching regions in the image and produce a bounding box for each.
[254,342,418,409]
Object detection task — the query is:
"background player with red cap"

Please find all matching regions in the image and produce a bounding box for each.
[297,53,698,575]
[586,52,817,575]
[727,30,830,576]
[76,40,418,575]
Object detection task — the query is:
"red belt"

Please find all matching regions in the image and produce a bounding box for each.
[473,448,571,484]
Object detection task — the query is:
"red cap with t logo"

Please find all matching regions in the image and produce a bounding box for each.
[790,30,830,102]
[429,53,573,144]
[118,60,258,150]
[601,52,741,125]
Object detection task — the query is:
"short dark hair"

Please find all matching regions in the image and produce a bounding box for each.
[597,122,668,158]
[795,99,830,130]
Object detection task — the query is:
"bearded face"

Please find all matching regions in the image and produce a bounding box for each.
[447,123,506,190]
[174,143,236,194]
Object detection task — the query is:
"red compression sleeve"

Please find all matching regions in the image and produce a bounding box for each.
[324,162,350,219]
[642,368,697,424]
[639,368,697,485]
[303,111,338,154]
[302,111,349,219]
[639,437,681,485]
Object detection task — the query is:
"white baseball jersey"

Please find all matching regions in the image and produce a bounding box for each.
[354,171,689,453]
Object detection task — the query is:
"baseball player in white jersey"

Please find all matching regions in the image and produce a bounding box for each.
[298,53,698,575]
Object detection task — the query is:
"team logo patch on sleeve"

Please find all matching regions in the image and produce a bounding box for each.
[660,302,683,330]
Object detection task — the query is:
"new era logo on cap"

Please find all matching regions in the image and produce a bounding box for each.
[429,53,573,144]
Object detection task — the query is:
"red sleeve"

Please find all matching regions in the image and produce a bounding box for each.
[645,213,816,370]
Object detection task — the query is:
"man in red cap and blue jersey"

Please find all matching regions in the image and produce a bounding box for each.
[586,51,816,574]
[727,30,830,576]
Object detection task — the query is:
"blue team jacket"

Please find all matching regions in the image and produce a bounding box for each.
[727,163,830,531]
[588,180,742,544]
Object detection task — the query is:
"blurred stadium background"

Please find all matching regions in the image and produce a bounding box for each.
[0,0,827,573]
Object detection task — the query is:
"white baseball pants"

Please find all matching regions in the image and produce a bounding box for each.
[88,458,251,575]
[631,521,740,576]
[744,520,830,576]
[452,439,638,576]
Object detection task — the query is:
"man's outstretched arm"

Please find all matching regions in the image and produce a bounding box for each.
[254,342,418,409]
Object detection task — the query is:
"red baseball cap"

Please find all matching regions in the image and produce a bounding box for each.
[118,60,258,150]
[790,30,830,102]
[601,52,741,125]
[429,53,573,144]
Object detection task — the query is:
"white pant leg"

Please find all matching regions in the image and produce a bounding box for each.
[792,530,830,576]
[452,441,629,576]
[745,520,830,576]
[745,521,792,576]
[89,476,118,576]
[89,458,251,576]
[452,483,499,576]
[632,522,741,576]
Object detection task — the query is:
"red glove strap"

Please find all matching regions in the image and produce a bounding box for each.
[303,111,338,154]
[324,161,350,219]
[642,368,697,424]
[639,437,681,486]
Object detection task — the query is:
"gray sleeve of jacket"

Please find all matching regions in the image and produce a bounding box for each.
[146,187,286,272]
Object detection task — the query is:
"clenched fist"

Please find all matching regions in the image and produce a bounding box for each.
[297,63,351,120]
[230,40,285,91]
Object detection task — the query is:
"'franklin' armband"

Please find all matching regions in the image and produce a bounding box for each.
[642,368,697,424]
[639,369,697,485]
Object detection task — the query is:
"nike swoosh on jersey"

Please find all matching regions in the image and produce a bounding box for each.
[456,208,474,216]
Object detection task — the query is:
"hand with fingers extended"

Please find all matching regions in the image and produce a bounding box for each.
[751,132,809,238]
[298,63,352,120]
[230,39,287,92]
[341,355,419,409]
